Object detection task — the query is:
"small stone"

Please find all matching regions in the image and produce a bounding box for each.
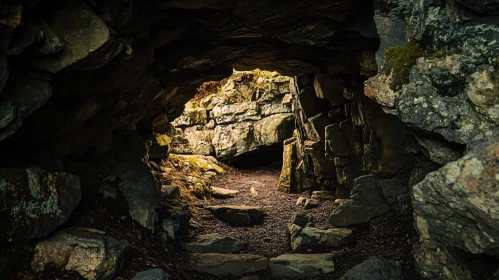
[161,185,180,198]
[311,191,335,200]
[304,199,320,209]
[288,213,314,228]
[210,186,239,198]
[296,196,307,206]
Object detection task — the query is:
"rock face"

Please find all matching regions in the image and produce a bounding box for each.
[189,253,268,276]
[0,166,81,245]
[182,234,243,253]
[412,131,499,256]
[31,229,130,280]
[207,205,264,226]
[340,257,404,280]
[172,70,294,161]
[269,254,335,278]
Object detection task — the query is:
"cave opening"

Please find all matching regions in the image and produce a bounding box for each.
[2,0,499,280]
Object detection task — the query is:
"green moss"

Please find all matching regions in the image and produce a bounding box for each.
[428,48,447,59]
[383,42,427,91]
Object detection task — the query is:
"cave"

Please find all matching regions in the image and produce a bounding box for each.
[1,0,499,279]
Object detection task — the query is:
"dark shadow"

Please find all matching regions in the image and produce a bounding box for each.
[227,143,284,170]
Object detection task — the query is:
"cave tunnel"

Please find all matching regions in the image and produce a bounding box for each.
[1,0,499,279]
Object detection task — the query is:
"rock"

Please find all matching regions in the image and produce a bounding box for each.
[210,186,239,198]
[0,166,81,245]
[455,0,499,14]
[161,185,180,198]
[212,122,256,160]
[261,103,292,116]
[304,199,319,209]
[270,254,335,278]
[171,108,208,127]
[31,229,130,280]
[311,191,334,200]
[132,268,171,280]
[296,196,307,206]
[207,205,264,226]
[0,52,8,95]
[189,253,268,276]
[253,113,295,146]
[33,0,116,73]
[147,134,171,159]
[170,154,224,174]
[288,213,315,228]
[340,257,404,280]
[325,124,349,158]
[182,233,243,253]
[415,136,463,166]
[278,139,298,193]
[412,132,499,255]
[117,162,161,231]
[212,102,261,124]
[304,112,330,142]
[304,140,336,180]
[287,224,353,253]
[329,175,392,227]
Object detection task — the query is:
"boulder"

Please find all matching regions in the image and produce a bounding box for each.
[270,254,335,278]
[189,253,268,276]
[170,154,224,174]
[212,102,261,124]
[253,113,295,146]
[132,268,171,280]
[0,166,81,245]
[147,134,171,159]
[210,186,239,198]
[171,108,208,127]
[31,229,130,280]
[288,213,315,228]
[182,233,243,253]
[287,224,353,253]
[340,257,404,280]
[207,205,264,226]
[412,131,499,255]
[329,175,391,227]
[32,0,116,73]
[117,162,161,231]
[304,199,319,209]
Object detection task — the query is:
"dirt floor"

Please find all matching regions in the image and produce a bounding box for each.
[7,161,416,280]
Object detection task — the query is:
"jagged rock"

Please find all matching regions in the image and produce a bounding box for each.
[210,186,239,198]
[117,162,161,231]
[325,124,349,158]
[412,131,499,255]
[0,166,80,245]
[455,0,499,14]
[189,253,268,276]
[207,205,264,226]
[304,112,330,142]
[32,0,117,73]
[278,138,298,193]
[287,224,353,252]
[340,257,404,280]
[253,113,295,146]
[304,140,336,180]
[31,229,130,280]
[182,233,243,253]
[270,254,335,278]
[329,175,391,227]
[212,122,256,160]
[212,102,261,125]
[132,268,171,280]
[415,136,463,166]
[261,103,292,116]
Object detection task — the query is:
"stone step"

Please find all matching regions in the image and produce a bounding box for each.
[270,254,335,278]
[210,186,239,198]
[181,233,243,253]
[189,253,268,277]
[207,205,264,226]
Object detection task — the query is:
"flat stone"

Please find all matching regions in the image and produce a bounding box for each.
[31,229,130,280]
[304,199,320,209]
[182,233,243,253]
[189,253,268,276]
[296,196,307,206]
[288,225,353,253]
[132,268,171,280]
[340,256,404,280]
[207,205,264,226]
[288,213,315,228]
[270,254,335,278]
[210,186,239,199]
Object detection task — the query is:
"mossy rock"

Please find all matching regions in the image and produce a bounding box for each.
[383,42,427,91]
